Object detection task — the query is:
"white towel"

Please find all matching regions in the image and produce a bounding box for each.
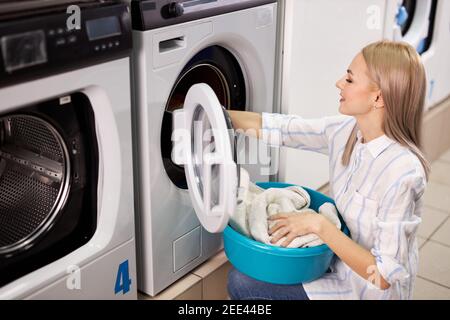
[249,185,311,244]
[229,168,264,237]
[229,168,341,248]
[268,203,341,248]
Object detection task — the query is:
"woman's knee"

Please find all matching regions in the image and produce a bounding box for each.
[227,268,246,300]
[227,268,272,300]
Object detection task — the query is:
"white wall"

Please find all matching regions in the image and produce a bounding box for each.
[278,0,386,188]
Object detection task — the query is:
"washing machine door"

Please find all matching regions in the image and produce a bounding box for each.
[394,0,433,53]
[173,83,239,233]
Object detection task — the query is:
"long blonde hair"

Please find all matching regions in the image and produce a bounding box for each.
[341,40,430,181]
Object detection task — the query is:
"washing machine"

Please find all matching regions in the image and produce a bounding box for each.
[130,0,277,296]
[384,0,450,109]
[0,0,137,299]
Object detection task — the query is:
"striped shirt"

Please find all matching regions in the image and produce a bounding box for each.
[261,113,427,300]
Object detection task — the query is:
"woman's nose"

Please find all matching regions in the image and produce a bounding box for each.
[335,77,344,90]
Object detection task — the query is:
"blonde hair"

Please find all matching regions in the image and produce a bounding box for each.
[341,40,431,181]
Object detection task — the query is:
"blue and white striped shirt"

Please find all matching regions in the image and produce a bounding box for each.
[261,113,427,300]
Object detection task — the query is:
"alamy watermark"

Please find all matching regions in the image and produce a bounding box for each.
[172,125,277,176]
[66,264,81,290]
[366,4,382,30]
[66,5,81,31]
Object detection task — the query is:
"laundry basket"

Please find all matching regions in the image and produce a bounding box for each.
[223,182,350,285]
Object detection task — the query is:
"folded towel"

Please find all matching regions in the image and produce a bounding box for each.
[229,168,341,248]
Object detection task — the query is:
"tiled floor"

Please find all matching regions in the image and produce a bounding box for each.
[413,149,450,300]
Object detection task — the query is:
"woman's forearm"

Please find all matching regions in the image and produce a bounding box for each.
[317,216,391,290]
[228,110,262,138]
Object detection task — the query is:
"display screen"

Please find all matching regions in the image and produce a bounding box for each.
[86,16,121,41]
[1,30,47,73]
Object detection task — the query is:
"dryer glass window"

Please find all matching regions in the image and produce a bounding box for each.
[191,105,221,207]
[0,92,98,287]
[161,46,245,189]
[0,115,70,254]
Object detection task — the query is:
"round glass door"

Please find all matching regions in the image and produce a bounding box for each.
[161,45,245,189]
[173,83,239,233]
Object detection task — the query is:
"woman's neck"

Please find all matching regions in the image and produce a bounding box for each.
[356,115,384,144]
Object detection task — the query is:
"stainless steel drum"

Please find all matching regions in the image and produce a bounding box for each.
[0,115,70,255]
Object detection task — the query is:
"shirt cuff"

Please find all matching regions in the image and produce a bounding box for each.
[261,112,284,147]
[371,248,410,285]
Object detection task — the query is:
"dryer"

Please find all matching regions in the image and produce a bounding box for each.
[0,0,137,299]
[130,0,277,296]
[384,0,450,109]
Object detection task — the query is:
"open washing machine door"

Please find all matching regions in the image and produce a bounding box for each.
[173,83,239,233]
[393,0,436,54]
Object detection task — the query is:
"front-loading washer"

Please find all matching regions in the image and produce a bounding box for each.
[0,0,137,299]
[130,0,278,296]
[384,0,450,109]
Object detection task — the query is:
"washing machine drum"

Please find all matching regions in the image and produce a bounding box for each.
[0,115,70,255]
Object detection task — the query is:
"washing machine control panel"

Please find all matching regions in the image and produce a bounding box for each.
[131,0,276,30]
[161,2,185,19]
[0,2,132,88]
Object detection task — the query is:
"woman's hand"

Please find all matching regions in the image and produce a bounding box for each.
[268,212,325,247]
[228,110,262,138]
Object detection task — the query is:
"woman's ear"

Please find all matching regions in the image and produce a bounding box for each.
[374,91,384,109]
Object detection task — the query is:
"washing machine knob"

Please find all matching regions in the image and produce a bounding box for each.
[167,2,184,18]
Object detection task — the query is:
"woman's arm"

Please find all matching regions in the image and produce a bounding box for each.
[228,110,262,138]
[317,217,391,290]
[269,213,390,290]
[229,110,352,155]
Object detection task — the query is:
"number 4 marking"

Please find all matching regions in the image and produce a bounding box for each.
[115,260,132,295]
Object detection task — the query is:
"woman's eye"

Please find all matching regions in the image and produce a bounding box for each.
[345,78,353,83]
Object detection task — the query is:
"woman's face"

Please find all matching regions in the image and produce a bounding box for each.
[336,53,379,116]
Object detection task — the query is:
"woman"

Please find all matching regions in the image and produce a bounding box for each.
[227,40,430,300]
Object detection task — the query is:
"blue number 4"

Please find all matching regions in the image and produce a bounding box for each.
[115,260,132,294]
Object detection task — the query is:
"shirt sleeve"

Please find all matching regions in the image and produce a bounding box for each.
[370,172,426,287]
[261,112,352,155]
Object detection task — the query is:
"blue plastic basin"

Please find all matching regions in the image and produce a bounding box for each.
[223,182,350,285]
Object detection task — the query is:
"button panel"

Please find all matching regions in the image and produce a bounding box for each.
[48,26,81,47]
[0,1,132,88]
[93,40,121,52]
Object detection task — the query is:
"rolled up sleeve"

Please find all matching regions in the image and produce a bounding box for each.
[371,173,426,286]
[261,112,351,155]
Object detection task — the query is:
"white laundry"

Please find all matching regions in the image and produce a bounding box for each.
[229,168,264,237]
[268,203,342,248]
[249,185,311,244]
[229,168,341,248]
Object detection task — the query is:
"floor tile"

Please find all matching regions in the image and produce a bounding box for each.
[418,207,449,239]
[431,218,450,246]
[418,241,450,287]
[417,236,427,249]
[423,181,450,213]
[139,274,203,300]
[429,160,450,187]
[192,251,232,300]
[413,277,450,300]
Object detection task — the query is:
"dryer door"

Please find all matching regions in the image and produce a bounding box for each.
[393,0,434,53]
[173,83,239,233]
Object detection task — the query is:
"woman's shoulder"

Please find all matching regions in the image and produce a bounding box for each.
[380,140,427,190]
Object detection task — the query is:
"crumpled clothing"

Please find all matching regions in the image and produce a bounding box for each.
[230,168,341,248]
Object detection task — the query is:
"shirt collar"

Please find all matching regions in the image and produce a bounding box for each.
[356,128,394,158]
